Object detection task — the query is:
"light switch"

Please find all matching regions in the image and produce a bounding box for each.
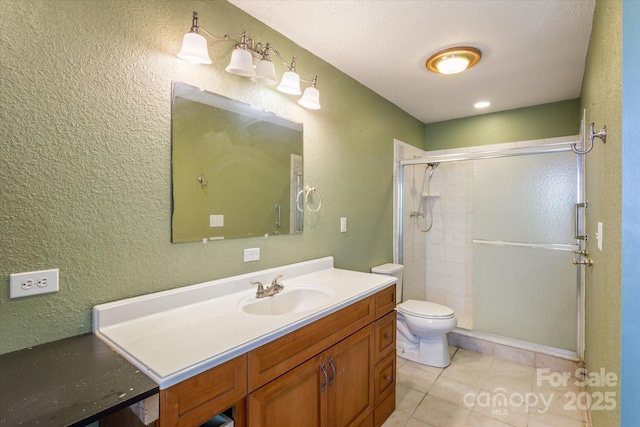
[340,217,347,233]
[597,222,603,251]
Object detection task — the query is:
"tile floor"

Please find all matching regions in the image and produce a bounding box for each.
[383,347,588,427]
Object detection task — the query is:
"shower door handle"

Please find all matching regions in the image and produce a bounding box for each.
[574,202,588,241]
[274,204,281,228]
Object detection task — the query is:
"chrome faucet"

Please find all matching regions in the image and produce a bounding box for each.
[251,274,285,298]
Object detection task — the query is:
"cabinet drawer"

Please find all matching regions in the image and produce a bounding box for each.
[374,285,396,319]
[374,311,396,362]
[159,355,246,427]
[248,295,375,391]
[374,351,395,406]
[374,389,395,427]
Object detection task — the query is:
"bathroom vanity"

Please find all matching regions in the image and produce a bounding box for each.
[93,257,397,426]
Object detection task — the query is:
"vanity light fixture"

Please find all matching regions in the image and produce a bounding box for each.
[426,47,482,75]
[178,11,321,110]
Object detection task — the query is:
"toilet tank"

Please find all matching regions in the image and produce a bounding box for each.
[371,263,404,302]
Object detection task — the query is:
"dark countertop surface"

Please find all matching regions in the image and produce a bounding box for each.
[0,333,159,426]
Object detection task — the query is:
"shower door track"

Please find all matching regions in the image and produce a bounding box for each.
[399,141,578,167]
[396,139,586,362]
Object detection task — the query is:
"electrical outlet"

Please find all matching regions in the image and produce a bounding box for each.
[10,269,59,298]
[243,248,260,262]
[210,214,224,227]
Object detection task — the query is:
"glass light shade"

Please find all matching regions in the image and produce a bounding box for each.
[225,48,256,77]
[277,71,302,95]
[298,86,321,110]
[436,56,470,74]
[252,60,277,85]
[177,32,212,64]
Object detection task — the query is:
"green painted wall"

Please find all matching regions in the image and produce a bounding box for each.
[581,1,622,426]
[425,99,581,150]
[0,0,425,354]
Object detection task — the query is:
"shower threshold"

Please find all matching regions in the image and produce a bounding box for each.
[450,326,581,364]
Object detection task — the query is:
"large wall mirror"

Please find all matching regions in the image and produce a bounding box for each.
[171,81,304,242]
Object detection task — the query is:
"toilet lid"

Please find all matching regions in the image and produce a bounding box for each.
[397,300,455,318]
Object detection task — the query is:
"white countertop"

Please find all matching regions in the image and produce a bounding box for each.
[93,257,395,389]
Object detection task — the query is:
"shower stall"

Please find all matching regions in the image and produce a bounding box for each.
[395,135,587,361]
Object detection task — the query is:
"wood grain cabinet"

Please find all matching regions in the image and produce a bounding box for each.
[157,285,396,427]
[248,325,374,427]
[159,356,246,427]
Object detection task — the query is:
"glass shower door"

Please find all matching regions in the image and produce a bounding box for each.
[472,151,579,352]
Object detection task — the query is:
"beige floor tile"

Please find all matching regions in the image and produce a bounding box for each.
[382,384,427,427]
[532,370,588,394]
[387,347,591,427]
[482,360,535,396]
[412,395,471,427]
[399,355,446,376]
[488,357,536,382]
[380,413,407,427]
[528,409,586,427]
[538,385,587,421]
[404,419,431,427]
[397,359,440,393]
[466,412,513,427]
[428,375,480,408]
[441,349,493,388]
[470,396,530,427]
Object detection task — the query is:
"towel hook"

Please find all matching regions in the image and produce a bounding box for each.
[571,122,607,155]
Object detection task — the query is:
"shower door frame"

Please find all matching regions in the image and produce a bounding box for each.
[396,140,586,361]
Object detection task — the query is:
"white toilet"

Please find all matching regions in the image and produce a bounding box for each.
[371,263,457,368]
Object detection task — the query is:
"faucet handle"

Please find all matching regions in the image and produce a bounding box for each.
[271,274,284,287]
[251,281,266,298]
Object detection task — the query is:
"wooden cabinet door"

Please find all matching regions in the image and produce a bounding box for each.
[326,325,375,427]
[247,352,327,427]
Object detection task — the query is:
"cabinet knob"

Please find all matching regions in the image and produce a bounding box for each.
[384,333,392,340]
[385,375,393,382]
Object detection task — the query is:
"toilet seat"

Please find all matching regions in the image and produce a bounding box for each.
[397,299,455,319]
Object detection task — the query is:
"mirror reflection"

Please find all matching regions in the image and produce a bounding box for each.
[171,81,304,242]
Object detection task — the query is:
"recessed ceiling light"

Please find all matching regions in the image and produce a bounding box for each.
[474,101,491,109]
[426,47,481,75]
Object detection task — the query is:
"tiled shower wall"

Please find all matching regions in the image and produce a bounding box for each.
[422,161,474,329]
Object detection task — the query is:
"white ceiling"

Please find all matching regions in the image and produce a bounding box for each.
[228,0,595,123]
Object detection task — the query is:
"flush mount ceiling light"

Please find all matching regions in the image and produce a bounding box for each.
[474,101,491,109]
[177,11,321,110]
[426,47,482,75]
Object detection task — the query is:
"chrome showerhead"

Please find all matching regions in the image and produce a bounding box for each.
[428,162,440,178]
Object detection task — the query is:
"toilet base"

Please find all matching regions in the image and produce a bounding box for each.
[397,333,451,368]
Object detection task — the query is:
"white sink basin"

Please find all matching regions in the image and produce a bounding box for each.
[241,287,334,315]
